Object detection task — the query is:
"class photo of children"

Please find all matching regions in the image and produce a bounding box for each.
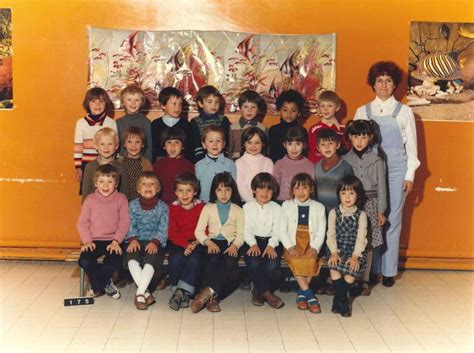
[0,1,472,353]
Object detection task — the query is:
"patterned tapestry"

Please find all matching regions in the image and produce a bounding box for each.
[88,28,336,113]
[408,22,474,121]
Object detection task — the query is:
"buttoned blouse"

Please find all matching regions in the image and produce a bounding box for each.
[354,95,420,182]
[243,200,281,248]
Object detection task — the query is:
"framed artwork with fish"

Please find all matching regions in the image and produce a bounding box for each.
[0,8,13,109]
[408,21,473,121]
[88,28,336,114]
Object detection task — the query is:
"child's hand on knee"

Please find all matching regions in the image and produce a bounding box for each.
[107,240,123,255]
[81,242,95,253]
[306,247,317,258]
[262,245,277,259]
[247,244,261,257]
[328,253,341,267]
[145,242,158,255]
[184,242,197,256]
[224,243,238,258]
[287,247,299,257]
[205,239,220,254]
[346,255,360,272]
[127,239,140,253]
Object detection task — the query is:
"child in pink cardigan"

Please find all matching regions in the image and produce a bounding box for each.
[77,164,130,298]
[235,127,273,202]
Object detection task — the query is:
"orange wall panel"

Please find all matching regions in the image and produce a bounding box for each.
[0,0,472,268]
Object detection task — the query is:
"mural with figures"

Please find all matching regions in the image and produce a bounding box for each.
[408,22,474,121]
[88,28,336,113]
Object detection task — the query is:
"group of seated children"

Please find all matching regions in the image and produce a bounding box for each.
[76,84,387,318]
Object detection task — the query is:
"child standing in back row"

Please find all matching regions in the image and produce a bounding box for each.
[268,89,308,162]
[190,85,230,162]
[74,87,117,193]
[228,90,267,159]
[274,126,315,203]
[116,85,153,162]
[343,120,386,295]
[307,90,349,163]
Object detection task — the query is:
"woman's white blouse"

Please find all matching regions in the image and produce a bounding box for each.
[354,95,420,182]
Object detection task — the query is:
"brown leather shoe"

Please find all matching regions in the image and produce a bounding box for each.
[145,291,156,306]
[135,295,148,310]
[360,282,371,296]
[262,291,284,309]
[307,298,321,314]
[156,275,170,291]
[206,295,221,312]
[191,287,213,313]
[296,295,308,310]
[252,290,264,306]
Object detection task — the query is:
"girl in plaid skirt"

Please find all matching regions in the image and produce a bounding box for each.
[326,175,368,317]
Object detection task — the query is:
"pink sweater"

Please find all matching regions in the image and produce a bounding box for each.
[235,152,273,202]
[274,155,315,201]
[77,190,130,244]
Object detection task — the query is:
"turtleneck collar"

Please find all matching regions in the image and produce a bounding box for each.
[139,196,158,210]
[353,146,369,159]
[280,119,298,127]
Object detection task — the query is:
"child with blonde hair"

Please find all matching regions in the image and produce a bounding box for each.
[117,85,153,162]
[81,127,128,201]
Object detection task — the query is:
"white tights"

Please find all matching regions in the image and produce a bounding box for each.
[128,260,155,296]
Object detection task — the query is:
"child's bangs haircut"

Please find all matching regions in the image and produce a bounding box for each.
[337,175,366,209]
[317,90,341,106]
[290,173,315,199]
[136,171,160,188]
[238,90,267,120]
[209,172,240,204]
[196,85,223,112]
[123,126,146,144]
[275,89,308,117]
[162,126,187,147]
[345,120,374,138]
[94,127,119,145]
[83,87,114,113]
[158,87,183,105]
[284,126,308,144]
[316,128,340,145]
[120,85,146,105]
[201,125,225,143]
[240,126,268,155]
[174,172,200,193]
[251,172,279,200]
[94,164,119,184]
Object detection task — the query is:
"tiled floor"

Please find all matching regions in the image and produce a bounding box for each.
[0,261,472,353]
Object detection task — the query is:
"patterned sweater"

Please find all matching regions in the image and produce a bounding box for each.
[125,198,169,247]
[73,114,117,168]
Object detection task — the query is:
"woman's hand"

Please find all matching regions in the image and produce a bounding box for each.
[328,253,341,267]
[403,180,414,196]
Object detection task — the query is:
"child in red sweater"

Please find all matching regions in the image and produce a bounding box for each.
[307,90,349,163]
[167,173,205,310]
[77,164,130,299]
[153,127,195,204]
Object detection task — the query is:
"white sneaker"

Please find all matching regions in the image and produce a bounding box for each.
[104,279,121,299]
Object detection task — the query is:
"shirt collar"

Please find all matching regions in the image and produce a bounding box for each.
[239,117,258,128]
[339,204,358,216]
[204,153,225,164]
[373,95,396,113]
[162,114,179,127]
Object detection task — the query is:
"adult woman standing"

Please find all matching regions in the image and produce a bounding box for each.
[354,61,420,287]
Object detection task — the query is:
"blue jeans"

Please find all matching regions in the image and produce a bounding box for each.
[168,243,205,294]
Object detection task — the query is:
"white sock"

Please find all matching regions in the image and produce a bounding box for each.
[128,260,142,286]
[137,264,155,296]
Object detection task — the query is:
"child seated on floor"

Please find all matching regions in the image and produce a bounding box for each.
[167,172,206,311]
[124,171,168,310]
[77,164,130,299]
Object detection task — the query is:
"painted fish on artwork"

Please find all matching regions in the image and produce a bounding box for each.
[120,31,143,59]
[458,23,474,39]
[237,34,257,61]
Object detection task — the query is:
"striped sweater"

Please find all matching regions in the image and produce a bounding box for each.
[73,115,117,168]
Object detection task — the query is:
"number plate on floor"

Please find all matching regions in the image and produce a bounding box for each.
[64,297,94,306]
